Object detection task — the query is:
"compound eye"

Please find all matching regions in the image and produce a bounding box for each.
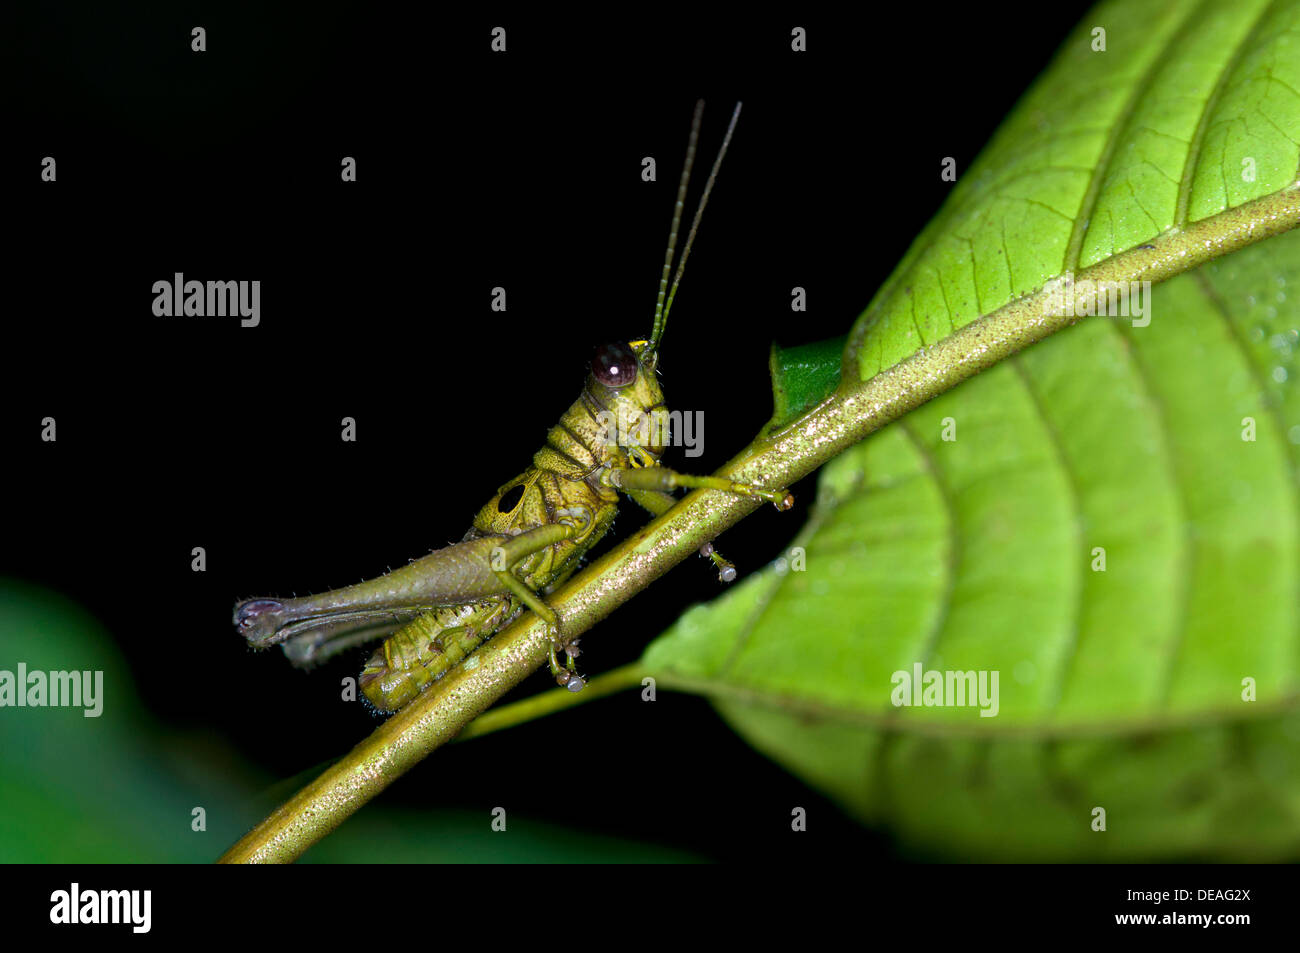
[592,342,639,388]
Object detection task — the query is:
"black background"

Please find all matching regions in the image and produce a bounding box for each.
[4,2,1099,863]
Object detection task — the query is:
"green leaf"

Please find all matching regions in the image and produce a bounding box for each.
[645,228,1300,860]
[641,0,1300,860]
[761,334,846,436]
[846,0,1300,384]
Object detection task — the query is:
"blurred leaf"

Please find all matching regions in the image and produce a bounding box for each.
[0,580,225,861]
[0,581,700,862]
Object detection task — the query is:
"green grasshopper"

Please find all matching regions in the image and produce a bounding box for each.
[234,101,793,714]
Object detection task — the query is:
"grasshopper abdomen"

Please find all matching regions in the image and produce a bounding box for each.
[358,597,518,711]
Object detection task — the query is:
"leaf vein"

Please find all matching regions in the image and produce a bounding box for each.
[1008,358,1087,716]
[1175,0,1282,226]
[1065,0,1206,272]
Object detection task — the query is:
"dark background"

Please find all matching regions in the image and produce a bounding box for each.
[4,3,1096,861]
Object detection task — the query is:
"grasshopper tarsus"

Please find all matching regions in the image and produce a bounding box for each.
[548,639,585,692]
[700,542,738,583]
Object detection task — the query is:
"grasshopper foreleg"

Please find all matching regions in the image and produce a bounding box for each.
[608,465,794,511]
[612,466,790,583]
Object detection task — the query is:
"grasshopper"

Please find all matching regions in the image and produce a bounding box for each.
[233,101,793,713]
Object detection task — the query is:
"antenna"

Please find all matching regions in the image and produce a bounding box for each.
[648,100,703,355]
[647,100,742,357]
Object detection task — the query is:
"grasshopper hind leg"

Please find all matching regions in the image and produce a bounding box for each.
[610,465,794,511]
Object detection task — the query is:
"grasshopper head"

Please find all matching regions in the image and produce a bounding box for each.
[589,340,664,406]
[587,339,668,461]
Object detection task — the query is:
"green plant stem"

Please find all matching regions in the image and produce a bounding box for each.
[219,184,1299,864]
[456,663,649,741]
